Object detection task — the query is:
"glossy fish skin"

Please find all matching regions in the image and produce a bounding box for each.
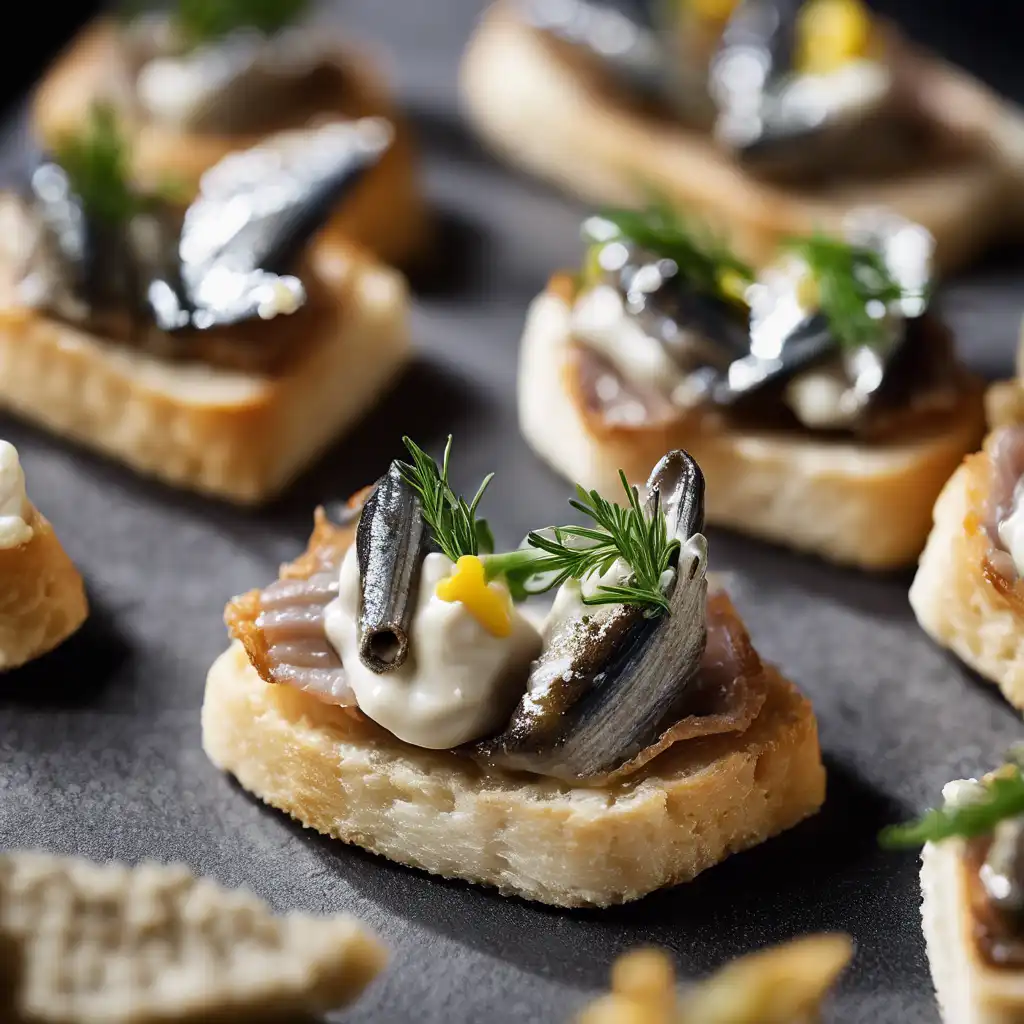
[592,232,752,373]
[149,117,393,332]
[710,0,894,181]
[23,161,179,336]
[982,818,1024,916]
[702,210,933,413]
[355,461,433,674]
[478,451,708,782]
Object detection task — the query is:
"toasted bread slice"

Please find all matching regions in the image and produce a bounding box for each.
[203,641,823,909]
[31,18,427,269]
[909,435,1024,709]
[0,850,386,1023]
[203,508,824,909]
[519,290,985,570]
[921,840,1024,1024]
[0,506,87,672]
[0,238,410,505]
[460,3,1022,274]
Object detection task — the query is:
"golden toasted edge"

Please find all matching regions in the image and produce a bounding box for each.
[0,507,88,672]
[910,434,1024,710]
[203,636,824,907]
[0,243,410,505]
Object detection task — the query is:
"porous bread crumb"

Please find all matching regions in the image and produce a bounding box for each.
[0,851,386,1023]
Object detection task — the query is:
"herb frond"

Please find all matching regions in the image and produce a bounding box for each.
[486,472,681,616]
[879,765,1024,849]
[397,436,494,563]
[786,231,910,350]
[53,104,147,226]
[585,200,754,302]
[174,0,311,46]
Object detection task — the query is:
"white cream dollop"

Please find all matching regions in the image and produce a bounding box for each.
[324,548,542,750]
[0,441,33,549]
[999,490,1024,578]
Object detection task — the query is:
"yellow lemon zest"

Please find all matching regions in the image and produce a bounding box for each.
[435,555,512,638]
[716,267,750,305]
[795,270,821,311]
[796,0,872,75]
[689,0,740,24]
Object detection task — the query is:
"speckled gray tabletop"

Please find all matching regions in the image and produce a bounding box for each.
[2,3,1024,1022]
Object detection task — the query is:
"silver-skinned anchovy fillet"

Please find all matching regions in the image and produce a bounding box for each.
[354,461,433,674]
[477,450,708,782]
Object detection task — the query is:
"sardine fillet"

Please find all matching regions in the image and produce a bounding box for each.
[518,290,985,571]
[30,18,427,269]
[460,3,1021,274]
[0,506,87,673]
[0,240,409,505]
[910,433,1024,711]
[0,851,386,1023]
[203,634,823,909]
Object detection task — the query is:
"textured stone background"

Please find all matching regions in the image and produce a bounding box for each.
[2,2,1024,1021]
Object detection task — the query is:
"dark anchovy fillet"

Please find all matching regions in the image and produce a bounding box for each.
[982,818,1024,916]
[590,231,752,373]
[23,161,181,334]
[477,451,708,781]
[148,116,393,331]
[710,0,897,180]
[702,210,932,413]
[355,462,433,674]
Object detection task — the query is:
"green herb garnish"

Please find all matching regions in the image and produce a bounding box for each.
[398,436,494,563]
[880,766,1024,849]
[584,201,754,303]
[174,0,311,46]
[53,104,145,226]
[484,472,681,617]
[786,232,910,350]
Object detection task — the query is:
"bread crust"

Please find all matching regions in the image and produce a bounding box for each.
[0,507,87,672]
[909,436,1024,709]
[202,639,823,908]
[0,242,410,505]
[518,290,986,570]
[31,19,427,269]
[921,841,1024,1024]
[459,4,1018,274]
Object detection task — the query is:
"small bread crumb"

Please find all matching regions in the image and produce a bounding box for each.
[0,851,387,1023]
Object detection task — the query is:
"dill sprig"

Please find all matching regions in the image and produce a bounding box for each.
[585,202,754,302]
[53,104,146,226]
[173,0,311,45]
[485,472,682,617]
[786,232,909,350]
[880,765,1024,850]
[397,436,494,563]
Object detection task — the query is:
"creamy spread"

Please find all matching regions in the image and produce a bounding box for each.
[998,484,1024,577]
[325,548,543,749]
[0,441,33,549]
[571,284,685,397]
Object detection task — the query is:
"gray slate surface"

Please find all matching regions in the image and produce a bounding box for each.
[3,2,1024,1021]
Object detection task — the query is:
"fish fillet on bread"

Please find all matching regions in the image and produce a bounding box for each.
[0,115,410,506]
[516,202,985,571]
[203,447,825,908]
[0,442,87,672]
[32,17,427,268]
[460,0,1024,274]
